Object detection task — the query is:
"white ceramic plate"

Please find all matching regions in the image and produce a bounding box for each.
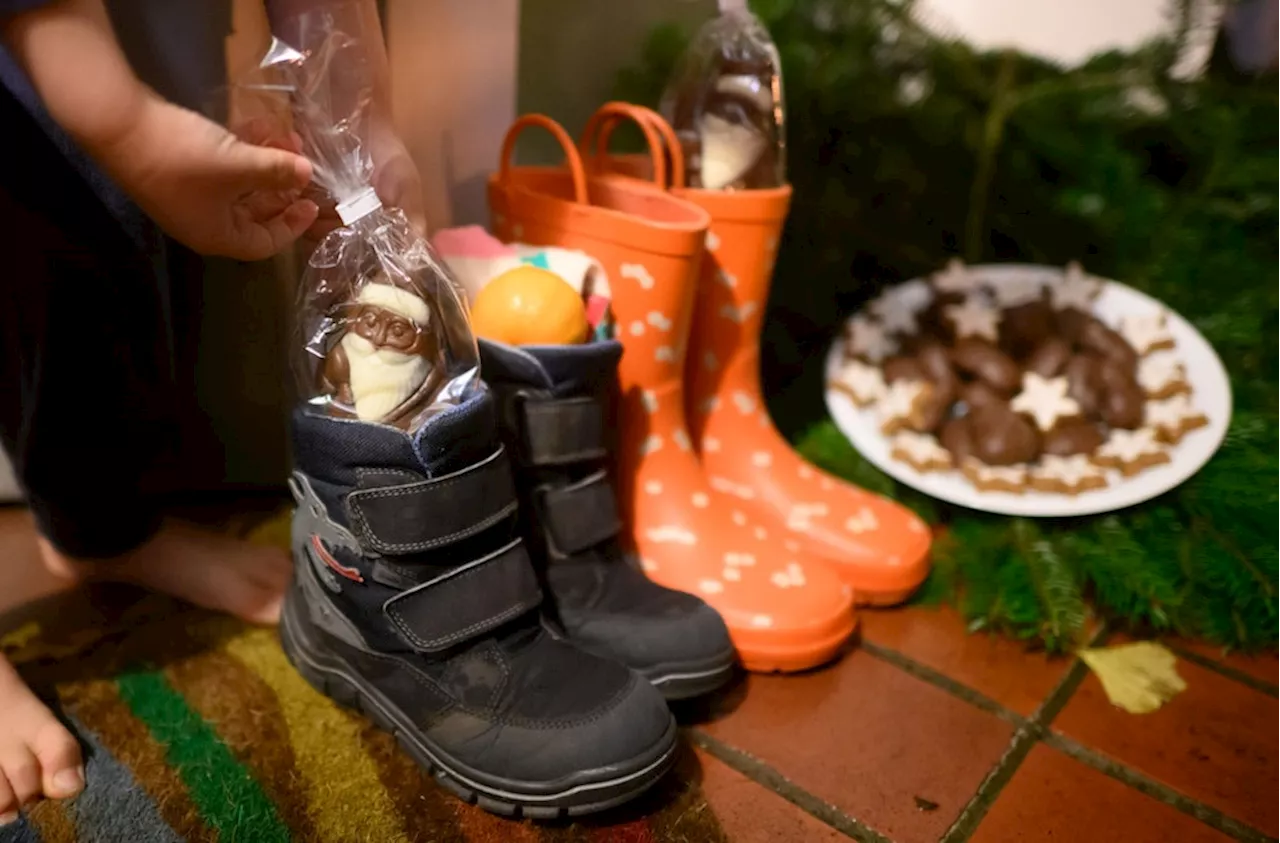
[823,264,1232,517]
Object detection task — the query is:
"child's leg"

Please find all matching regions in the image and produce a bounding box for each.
[0,84,290,820]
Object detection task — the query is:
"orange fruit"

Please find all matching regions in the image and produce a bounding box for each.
[470,265,589,345]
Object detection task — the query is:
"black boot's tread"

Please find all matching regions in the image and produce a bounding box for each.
[281,592,677,817]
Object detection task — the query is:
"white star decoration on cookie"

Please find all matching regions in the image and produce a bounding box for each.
[889,431,953,471]
[944,295,1001,341]
[1034,454,1106,490]
[868,280,934,335]
[1145,394,1208,442]
[1011,373,1080,432]
[1118,312,1176,355]
[831,359,886,405]
[932,258,981,294]
[1137,353,1189,397]
[844,316,896,362]
[1096,428,1164,463]
[879,380,927,430]
[965,461,1027,485]
[1050,262,1103,312]
[990,274,1044,308]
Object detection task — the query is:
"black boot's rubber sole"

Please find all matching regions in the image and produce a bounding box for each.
[642,651,738,701]
[279,592,678,818]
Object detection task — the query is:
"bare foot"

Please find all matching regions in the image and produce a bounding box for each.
[38,521,292,625]
[0,655,84,824]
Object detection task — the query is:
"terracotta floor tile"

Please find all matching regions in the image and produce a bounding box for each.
[695,749,846,842]
[1175,639,1278,689]
[701,649,1014,843]
[860,604,1074,715]
[1052,656,1279,836]
[972,743,1233,843]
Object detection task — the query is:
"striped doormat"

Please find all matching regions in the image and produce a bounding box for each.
[3,591,727,843]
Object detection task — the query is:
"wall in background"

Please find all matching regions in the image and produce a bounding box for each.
[513,0,714,165]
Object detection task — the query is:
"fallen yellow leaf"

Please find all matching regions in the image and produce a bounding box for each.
[1078,641,1187,714]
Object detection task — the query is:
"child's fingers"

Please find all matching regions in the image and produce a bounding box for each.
[231,142,313,193]
[228,199,318,261]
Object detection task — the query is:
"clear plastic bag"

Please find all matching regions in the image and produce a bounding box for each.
[660,0,786,190]
[233,9,478,431]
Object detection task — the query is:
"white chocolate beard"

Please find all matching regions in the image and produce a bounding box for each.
[341,333,431,422]
[699,112,767,190]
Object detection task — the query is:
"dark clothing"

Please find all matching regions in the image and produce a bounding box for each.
[0,84,193,557]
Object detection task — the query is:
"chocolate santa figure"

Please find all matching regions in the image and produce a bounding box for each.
[320,279,446,428]
[661,1,785,190]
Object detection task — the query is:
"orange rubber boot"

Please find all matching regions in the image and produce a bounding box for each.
[680,187,932,604]
[582,102,932,604]
[489,114,856,671]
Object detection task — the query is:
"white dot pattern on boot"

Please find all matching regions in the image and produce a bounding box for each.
[725,552,756,568]
[706,231,721,251]
[784,539,801,553]
[703,352,719,371]
[770,562,807,589]
[711,477,756,500]
[620,263,655,289]
[641,558,658,572]
[641,390,658,412]
[647,312,672,331]
[732,391,757,415]
[723,568,741,582]
[731,510,748,526]
[845,507,880,534]
[819,478,834,491]
[673,430,692,451]
[645,525,697,545]
[699,396,721,415]
[644,480,663,496]
[751,451,772,468]
[786,502,829,531]
[629,321,645,336]
[716,269,737,288]
[704,437,722,452]
[655,346,675,362]
[753,526,768,540]
[751,614,773,628]
[692,492,710,508]
[908,518,926,534]
[639,435,663,456]
[719,302,759,323]
[798,465,814,480]
[699,579,724,595]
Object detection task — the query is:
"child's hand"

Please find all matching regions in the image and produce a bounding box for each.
[109,96,319,261]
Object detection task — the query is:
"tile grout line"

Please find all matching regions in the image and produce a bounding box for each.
[1166,644,1279,699]
[1040,732,1278,843]
[937,646,1096,843]
[686,728,894,843]
[858,640,1026,726]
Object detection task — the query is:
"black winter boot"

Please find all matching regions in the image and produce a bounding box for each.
[281,389,677,817]
[478,339,736,700]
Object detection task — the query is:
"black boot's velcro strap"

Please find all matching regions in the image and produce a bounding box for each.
[346,447,517,555]
[538,471,622,556]
[518,396,607,467]
[383,539,542,653]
